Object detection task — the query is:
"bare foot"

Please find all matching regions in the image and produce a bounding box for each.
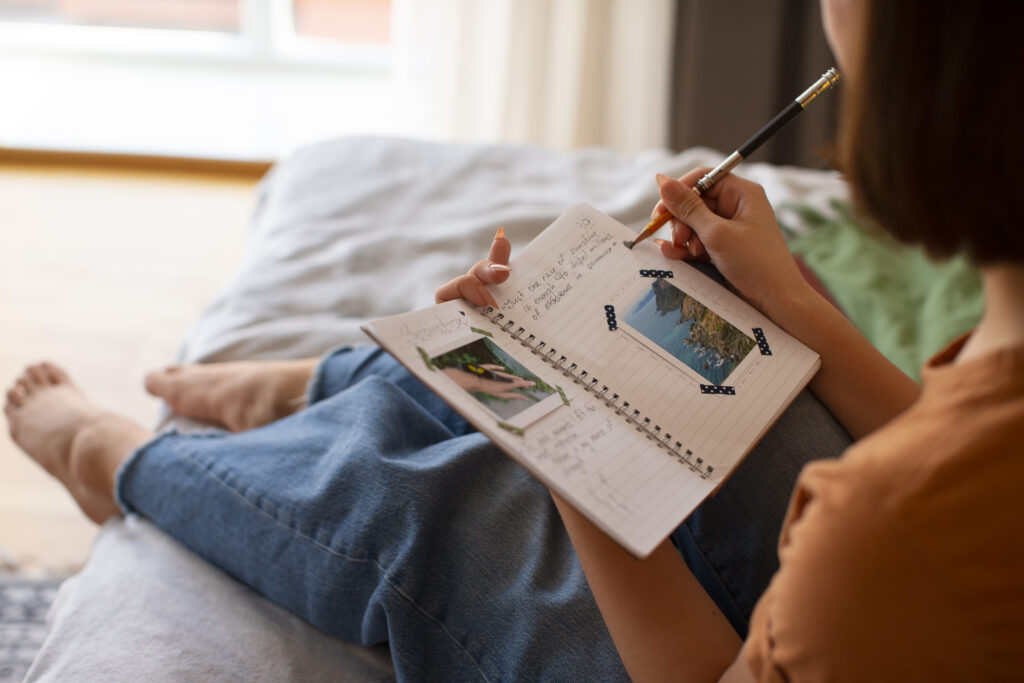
[4,363,153,524]
[144,358,319,432]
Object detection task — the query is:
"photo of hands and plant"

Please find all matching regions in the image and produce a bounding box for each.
[431,337,557,420]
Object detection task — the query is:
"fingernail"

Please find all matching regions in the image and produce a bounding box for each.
[482,288,500,309]
[495,226,506,240]
[655,173,672,187]
[653,238,669,247]
[489,264,510,273]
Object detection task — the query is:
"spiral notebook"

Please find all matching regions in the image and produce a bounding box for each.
[362,204,820,557]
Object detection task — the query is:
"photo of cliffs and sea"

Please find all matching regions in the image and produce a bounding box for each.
[623,278,756,385]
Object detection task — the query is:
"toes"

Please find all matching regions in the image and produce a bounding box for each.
[144,370,173,398]
[8,363,71,404]
[26,364,49,388]
[144,365,217,421]
[6,386,23,409]
[23,362,67,388]
[41,362,68,385]
[144,368,190,406]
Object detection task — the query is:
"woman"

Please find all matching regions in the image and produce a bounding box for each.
[6,0,1023,679]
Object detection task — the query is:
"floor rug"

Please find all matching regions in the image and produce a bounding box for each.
[0,577,60,683]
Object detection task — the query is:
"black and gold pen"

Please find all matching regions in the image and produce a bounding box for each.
[626,67,841,249]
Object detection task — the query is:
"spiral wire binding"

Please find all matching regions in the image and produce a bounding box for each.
[482,307,712,479]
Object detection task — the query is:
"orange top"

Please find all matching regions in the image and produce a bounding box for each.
[744,335,1024,681]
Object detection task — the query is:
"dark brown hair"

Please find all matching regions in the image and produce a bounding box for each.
[840,1,1024,264]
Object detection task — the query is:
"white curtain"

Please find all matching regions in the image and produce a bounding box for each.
[392,0,677,152]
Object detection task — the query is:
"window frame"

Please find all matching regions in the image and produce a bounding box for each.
[0,0,391,74]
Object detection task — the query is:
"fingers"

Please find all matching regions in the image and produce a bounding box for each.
[655,236,709,262]
[687,237,708,260]
[435,227,512,307]
[670,220,708,259]
[434,276,461,304]
[675,169,768,221]
[496,373,534,389]
[488,226,511,264]
[671,219,694,250]
[654,238,687,260]
[471,260,511,286]
[652,166,765,226]
[434,272,500,308]
[481,227,512,284]
[479,365,533,387]
[648,170,718,260]
[656,174,721,238]
[675,166,712,191]
[432,262,499,305]
[650,167,710,218]
[712,175,771,221]
[497,391,532,401]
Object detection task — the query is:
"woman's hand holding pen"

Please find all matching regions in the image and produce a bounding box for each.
[652,168,812,320]
[435,227,512,308]
[655,168,922,440]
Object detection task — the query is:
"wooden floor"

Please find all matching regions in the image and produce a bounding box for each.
[0,161,258,573]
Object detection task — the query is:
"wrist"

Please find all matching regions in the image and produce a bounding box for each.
[761,280,831,334]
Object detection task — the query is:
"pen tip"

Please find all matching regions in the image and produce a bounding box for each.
[623,240,635,250]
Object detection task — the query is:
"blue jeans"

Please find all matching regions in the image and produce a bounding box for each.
[117,347,851,681]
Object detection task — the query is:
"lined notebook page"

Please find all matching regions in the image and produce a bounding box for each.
[366,301,715,556]
[365,204,819,556]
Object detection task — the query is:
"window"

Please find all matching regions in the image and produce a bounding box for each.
[0,0,400,159]
[0,0,242,32]
[0,0,392,67]
[0,0,391,41]
[293,0,389,44]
